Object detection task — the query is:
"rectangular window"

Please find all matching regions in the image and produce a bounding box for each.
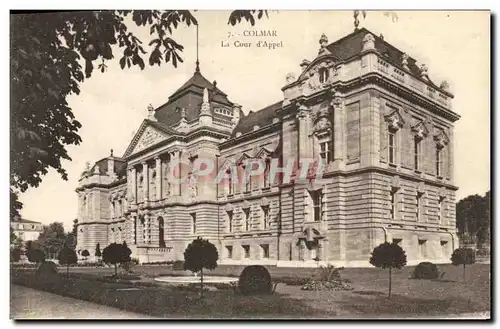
[243,208,250,231]
[414,137,420,171]
[190,213,197,234]
[242,245,250,258]
[310,190,323,222]
[264,160,271,187]
[226,246,233,259]
[228,170,233,195]
[440,240,448,256]
[390,187,398,219]
[436,147,442,176]
[227,210,233,233]
[388,130,396,164]
[319,140,331,163]
[261,205,270,229]
[416,192,423,222]
[418,239,427,258]
[437,197,444,223]
[261,244,270,258]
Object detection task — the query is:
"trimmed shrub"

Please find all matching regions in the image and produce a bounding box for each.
[37,261,59,280]
[412,262,439,279]
[238,265,272,295]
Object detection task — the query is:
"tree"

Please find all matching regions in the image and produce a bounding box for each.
[27,248,45,264]
[369,242,407,298]
[81,249,90,260]
[36,222,67,259]
[451,247,476,281]
[58,246,78,278]
[456,192,490,248]
[10,10,268,218]
[102,243,132,276]
[10,227,23,250]
[95,243,102,260]
[11,248,22,262]
[183,237,219,298]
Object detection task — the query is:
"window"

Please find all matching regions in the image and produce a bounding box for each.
[263,159,271,187]
[390,187,398,219]
[158,217,165,248]
[261,205,270,229]
[190,213,197,234]
[309,190,323,222]
[242,208,250,231]
[227,210,233,233]
[244,165,251,192]
[226,246,233,259]
[436,146,442,176]
[414,136,421,171]
[418,239,427,258]
[440,240,449,256]
[437,196,444,223]
[416,192,423,222]
[392,238,402,246]
[227,169,233,195]
[319,68,329,84]
[242,245,250,258]
[261,244,270,258]
[319,140,332,163]
[388,129,397,164]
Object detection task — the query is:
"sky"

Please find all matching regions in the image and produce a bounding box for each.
[17,11,490,231]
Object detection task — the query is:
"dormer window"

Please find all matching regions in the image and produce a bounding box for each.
[319,68,329,84]
[215,107,233,117]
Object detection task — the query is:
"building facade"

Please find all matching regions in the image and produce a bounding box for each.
[11,217,43,243]
[76,28,460,266]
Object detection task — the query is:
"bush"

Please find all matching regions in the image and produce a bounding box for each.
[172,260,185,271]
[301,265,352,291]
[102,242,132,275]
[11,248,22,262]
[27,248,46,264]
[412,262,439,279]
[37,261,59,280]
[238,265,272,295]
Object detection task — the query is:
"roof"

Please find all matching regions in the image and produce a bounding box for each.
[154,70,234,126]
[93,157,128,179]
[326,27,445,92]
[231,101,282,137]
[11,218,42,225]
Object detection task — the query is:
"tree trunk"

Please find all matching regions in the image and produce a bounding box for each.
[115,263,118,276]
[388,268,392,298]
[463,264,466,281]
[200,268,204,299]
[67,265,69,279]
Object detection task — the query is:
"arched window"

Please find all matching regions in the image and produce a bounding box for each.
[158,217,165,248]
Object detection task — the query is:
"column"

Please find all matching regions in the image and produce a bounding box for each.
[142,162,149,202]
[155,156,162,200]
[129,167,137,204]
[170,150,181,196]
[332,93,344,162]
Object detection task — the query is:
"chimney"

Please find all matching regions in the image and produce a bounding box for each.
[107,149,116,178]
[232,104,242,125]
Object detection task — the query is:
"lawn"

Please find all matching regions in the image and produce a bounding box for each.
[11,263,490,319]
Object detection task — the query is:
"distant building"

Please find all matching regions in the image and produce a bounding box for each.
[11,217,43,242]
[76,27,459,266]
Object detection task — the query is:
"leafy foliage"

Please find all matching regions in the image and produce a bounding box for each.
[183,237,219,274]
[228,10,268,26]
[35,222,68,259]
[369,242,407,270]
[370,242,407,298]
[456,191,490,248]
[412,262,440,280]
[10,227,23,250]
[102,242,132,275]
[10,10,268,217]
[238,265,272,295]
[11,248,22,262]
[58,247,78,267]
[81,249,90,258]
[451,248,476,266]
[27,248,45,263]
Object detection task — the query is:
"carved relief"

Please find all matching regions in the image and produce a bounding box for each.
[411,121,429,139]
[133,126,168,154]
[314,117,332,132]
[434,129,450,148]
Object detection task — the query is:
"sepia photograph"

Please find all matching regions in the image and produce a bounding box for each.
[9,9,491,320]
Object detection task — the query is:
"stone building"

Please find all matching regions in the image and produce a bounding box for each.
[76,28,460,266]
[11,217,43,243]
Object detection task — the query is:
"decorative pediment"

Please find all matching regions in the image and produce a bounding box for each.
[236,152,252,165]
[255,147,272,160]
[434,129,450,147]
[220,158,236,172]
[124,121,173,158]
[313,117,332,133]
[384,109,405,130]
[298,56,339,94]
[411,120,429,139]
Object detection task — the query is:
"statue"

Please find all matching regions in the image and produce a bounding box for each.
[362,33,375,51]
[286,72,296,84]
[401,53,409,70]
[203,88,209,104]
